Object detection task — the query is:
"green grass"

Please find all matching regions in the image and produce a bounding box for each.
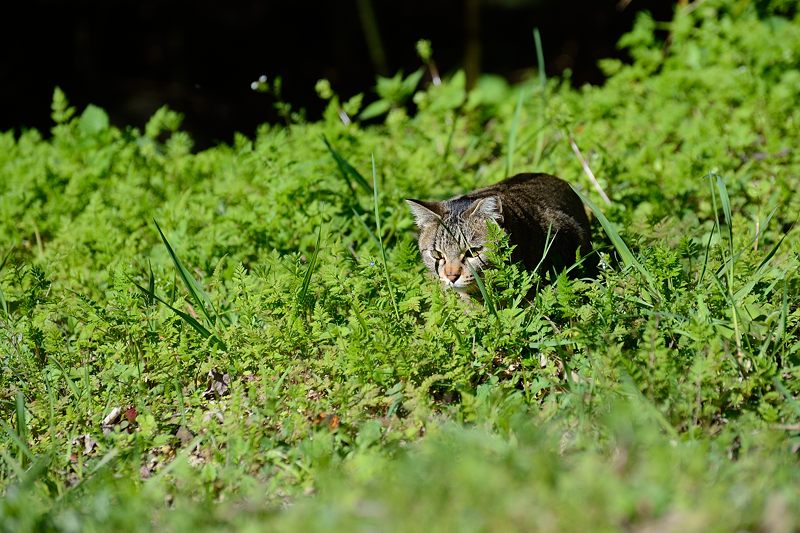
[2,1,800,530]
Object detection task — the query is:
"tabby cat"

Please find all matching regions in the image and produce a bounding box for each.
[406,173,596,295]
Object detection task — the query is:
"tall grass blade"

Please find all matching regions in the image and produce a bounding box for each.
[733,231,787,301]
[322,135,372,194]
[698,222,715,285]
[773,376,800,418]
[132,280,226,349]
[15,392,29,465]
[532,27,547,168]
[0,417,33,464]
[442,111,459,165]
[145,260,155,307]
[351,207,382,249]
[48,353,82,400]
[0,449,25,479]
[774,279,789,363]
[568,133,611,204]
[706,173,724,265]
[532,222,556,276]
[620,375,679,439]
[298,225,323,312]
[372,154,400,320]
[716,174,734,259]
[0,287,7,320]
[534,28,546,90]
[717,206,779,278]
[147,435,205,484]
[153,219,219,326]
[708,173,745,365]
[0,246,11,318]
[572,187,655,288]
[0,245,12,272]
[505,90,524,177]
[465,262,497,318]
[88,447,120,476]
[18,454,52,490]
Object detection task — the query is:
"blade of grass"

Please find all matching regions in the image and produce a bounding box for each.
[708,173,745,367]
[442,111,460,165]
[15,392,28,466]
[505,90,524,177]
[67,448,122,492]
[465,262,497,318]
[571,187,655,288]
[48,353,82,401]
[698,222,715,285]
[174,379,189,427]
[733,231,788,301]
[531,222,556,276]
[534,28,546,91]
[20,454,52,490]
[716,174,734,259]
[0,245,12,272]
[0,417,34,463]
[774,279,789,364]
[568,133,611,204]
[132,279,226,349]
[716,206,778,280]
[88,447,119,476]
[350,298,369,333]
[532,27,547,169]
[147,435,205,484]
[0,246,11,318]
[0,449,25,479]
[773,376,800,419]
[0,287,7,320]
[620,375,679,440]
[757,286,786,362]
[147,259,155,306]
[372,154,400,321]
[298,225,323,312]
[323,135,372,194]
[153,219,220,327]
[351,207,382,249]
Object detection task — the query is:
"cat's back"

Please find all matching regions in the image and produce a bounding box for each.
[449,172,595,275]
[454,173,587,223]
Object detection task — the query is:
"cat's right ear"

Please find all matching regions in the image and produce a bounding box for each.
[406,199,443,228]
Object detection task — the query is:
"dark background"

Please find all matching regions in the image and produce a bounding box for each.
[1,0,676,148]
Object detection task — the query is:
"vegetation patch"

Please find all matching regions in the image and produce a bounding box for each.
[2,1,800,530]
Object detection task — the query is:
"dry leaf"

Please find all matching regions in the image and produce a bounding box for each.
[202,369,231,398]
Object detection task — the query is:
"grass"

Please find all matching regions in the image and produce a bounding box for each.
[2,1,800,530]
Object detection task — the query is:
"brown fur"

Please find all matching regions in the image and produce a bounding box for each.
[407,173,596,294]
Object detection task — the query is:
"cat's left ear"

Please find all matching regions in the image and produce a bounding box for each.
[406,199,444,228]
[467,196,503,223]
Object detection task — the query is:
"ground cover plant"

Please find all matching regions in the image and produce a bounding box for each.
[2,0,800,530]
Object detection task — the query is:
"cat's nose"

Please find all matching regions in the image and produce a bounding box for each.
[444,263,461,283]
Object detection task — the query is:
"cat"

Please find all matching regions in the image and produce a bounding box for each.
[406,172,596,295]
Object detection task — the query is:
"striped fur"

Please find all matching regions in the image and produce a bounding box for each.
[407,173,596,294]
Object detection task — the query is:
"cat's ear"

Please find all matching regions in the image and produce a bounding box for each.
[466,196,503,223]
[406,199,443,228]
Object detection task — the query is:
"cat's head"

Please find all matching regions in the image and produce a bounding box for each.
[406,195,503,293]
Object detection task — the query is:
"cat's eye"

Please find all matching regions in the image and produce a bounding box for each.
[463,246,482,258]
[430,250,443,260]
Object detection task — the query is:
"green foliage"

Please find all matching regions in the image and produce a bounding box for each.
[359,69,424,121]
[2,1,800,529]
